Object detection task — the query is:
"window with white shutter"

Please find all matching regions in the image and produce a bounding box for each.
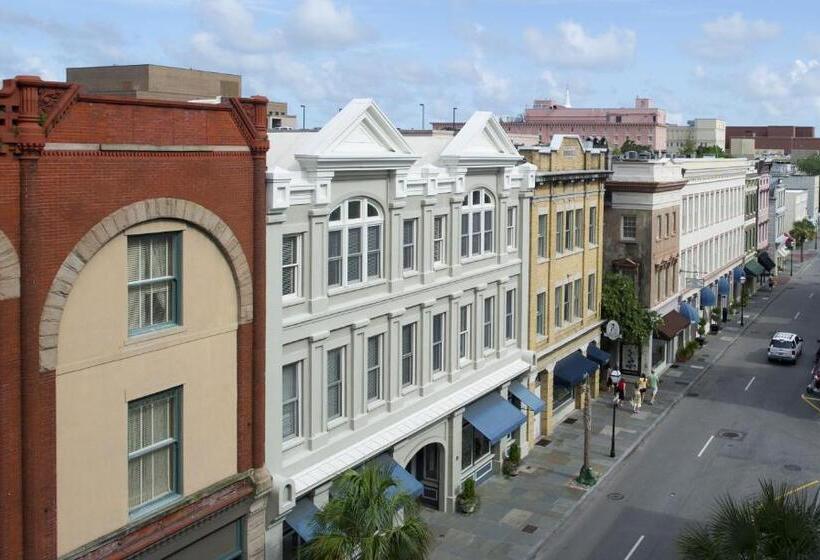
[327,348,344,421]
[327,198,383,289]
[460,189,495,259]
[282,234,300,297]
[127,233,179,335]
[366,335,382,402]
[282,362,300,440]
[128,388,180,514]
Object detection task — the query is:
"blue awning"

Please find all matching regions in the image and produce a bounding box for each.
[586,342,611,367]
[679,302,699,323]
[508,382,546,414]
[372,454,424,499]
[464,392,527,444]
[733,267,745,282]
[554,351,599,387]
[700,286,717,307]
[718,277,730,296]
[285,499,320,542]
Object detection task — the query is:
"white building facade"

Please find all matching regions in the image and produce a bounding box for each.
[263,100,538,558]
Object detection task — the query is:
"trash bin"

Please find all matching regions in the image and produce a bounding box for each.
[721,307,728,322]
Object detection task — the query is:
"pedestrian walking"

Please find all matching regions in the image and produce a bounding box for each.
[637,374,648,406]
[616,376,626,407]
[648,371,659,404]
[631,385,641,414]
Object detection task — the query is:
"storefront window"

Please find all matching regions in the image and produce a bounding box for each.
[461,421,491,470]
[553,378,574,409]
[652,337,667,369]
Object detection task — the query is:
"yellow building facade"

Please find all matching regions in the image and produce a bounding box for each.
[520,136,610,446]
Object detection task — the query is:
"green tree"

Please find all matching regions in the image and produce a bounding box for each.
[796,154,820,175]
[678,480,820,559]
[696,145,726,158]
[790,218,816,261]
[601,272,661,344]
[304,464,432,560]
[620,138,652,154]
[680,137,697,157]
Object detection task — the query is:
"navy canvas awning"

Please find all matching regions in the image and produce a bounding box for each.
[372,454,424,499]
[586,342,611,367]
[285,499,320,542]
[733,267,745,282]
[679,302,699,323]
[554,351,599,387]
[718,277,730,296]
[758,252,775,271]
[464,392,527,444]
[508,382,546,414]
[700,286,716,307]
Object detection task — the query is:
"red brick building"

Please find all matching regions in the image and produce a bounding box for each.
[726,125,820,155]
[0,76,269,559]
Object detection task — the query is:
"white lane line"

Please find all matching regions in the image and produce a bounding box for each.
[745,376,756,392]
[795,312,802,320]
[690,365,705,370]
[624,535,645,560]
[697,435,715,458]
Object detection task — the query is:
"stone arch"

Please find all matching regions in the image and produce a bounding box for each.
[39,198,252,371]
[393,434,448,470]
[0,230,20,300]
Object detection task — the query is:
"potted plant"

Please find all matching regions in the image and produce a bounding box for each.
[696,318,707,346]
[457,478,478,514]
[503,442,521,477]
[709,308,721,333]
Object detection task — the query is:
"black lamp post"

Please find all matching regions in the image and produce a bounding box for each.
[609,369,621,458]
[790,247,794,276]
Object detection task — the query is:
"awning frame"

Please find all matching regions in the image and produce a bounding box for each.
[508,382,546,414]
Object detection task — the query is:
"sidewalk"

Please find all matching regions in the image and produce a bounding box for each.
[423,256,813,560]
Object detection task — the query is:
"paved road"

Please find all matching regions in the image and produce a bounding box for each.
[536,259,820,560]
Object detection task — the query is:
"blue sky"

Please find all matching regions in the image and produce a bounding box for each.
[2,0,820,130]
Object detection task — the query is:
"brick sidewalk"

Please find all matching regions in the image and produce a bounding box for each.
[423,255,814,560]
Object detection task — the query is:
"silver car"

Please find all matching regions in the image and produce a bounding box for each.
[767,332,803,364]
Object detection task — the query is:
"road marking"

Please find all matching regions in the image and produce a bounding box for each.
[801,394,820,414]
[624,535,645,560]
[697,435,715,458]
[745,377,756,391]
[690,365,705,370]
[795,312,801,320]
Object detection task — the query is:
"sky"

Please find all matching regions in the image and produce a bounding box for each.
[2,0,820,131]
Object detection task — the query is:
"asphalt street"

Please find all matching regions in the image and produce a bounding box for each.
[536,257,820,560]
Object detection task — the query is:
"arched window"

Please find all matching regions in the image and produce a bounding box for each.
[460,188,495,258]
[328,198,383,288]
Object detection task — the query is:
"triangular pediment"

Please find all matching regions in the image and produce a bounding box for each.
[440,112,521,162]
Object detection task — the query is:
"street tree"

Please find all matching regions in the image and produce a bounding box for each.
[696,145,726,158]
[601,272,662,345]
[790,218,816,261]
[620,138,652,154]
[680,137,697,157]
[678,479,820,559]
[796,154,820,175]
[304,464,432,560]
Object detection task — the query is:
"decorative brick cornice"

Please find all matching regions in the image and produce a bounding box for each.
[39,198,253,372]
[0,229,20,300]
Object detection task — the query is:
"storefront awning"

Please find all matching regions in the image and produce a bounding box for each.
[464,392,527,445]
[718,277,730,296]
[285,499,320,543]
[733,267,745,282]
[700,286,717,307]
[586,342,611,367]
[744,260,765,277]
[758,251,775,271]
[679,302,700,323]
[372,454,424,499]
[508,382,546,414]
[656,309,690,340]
[554,351,599,387]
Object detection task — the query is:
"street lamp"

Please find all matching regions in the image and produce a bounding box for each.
[419,103,425,130]
[740,275,747,326]
[609,369,621,458]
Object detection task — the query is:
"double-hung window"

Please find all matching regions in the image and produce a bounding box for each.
[128,388,180,513]
[574,209,583,248]
[505,289,516,341]
[564,210,573,251]
[483,297,495,351]
[127,233,180,335]
[402,219,417,272]
[535,292,545,336]
[458,305,471,360]
[621,215,637,240]
[401,323,416,386]
[282,362,300,440]
[433,215,447,266]
[328,198,382,288]
[588,206,597,244]
[461,189,495,258]
[366,335,382,402]
[432,313,446,373]
[506,206,517,251]
[587,273,596,312]
[554,286,562,328]
[282,234,301,298]
[555,212,564,254]
[327,348,344,421]
[563,283,571,323]
[573,279,582,319]
[537,214,548,258]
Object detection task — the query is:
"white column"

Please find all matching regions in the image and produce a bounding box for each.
[307,331,329,450]
[386,308,405,411]
[388,201,406,293]
[307,208,329,314]
[351,318,369,430]
[421,197,436,283]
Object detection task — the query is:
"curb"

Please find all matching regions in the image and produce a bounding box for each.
[528,256,814,559]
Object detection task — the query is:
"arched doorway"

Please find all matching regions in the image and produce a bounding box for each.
[406,443,444,510]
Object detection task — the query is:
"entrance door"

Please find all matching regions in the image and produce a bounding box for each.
[408,444,440,509]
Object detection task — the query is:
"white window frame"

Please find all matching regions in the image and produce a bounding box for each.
[402,219,417,272]
[433,215,447,266]
[328,198,383,289]
[505,289,516,341]
[554,286,562,328]
[366,335,383,402]
[327,347,345,422]
[282,362,301,440]
[127,232,180,336]
[537,214,548,258]
[573,278,582,319]
[536,291,546,336]
[587,273,596,312]
[588,206,597,244]
[574,208,583,248]
[483,296,495,351]
[458,304,471,360]
[564,209,573,251]
[282,234,301,298]
[460,188,495,259]
[621,215,637,240]
[556,211,564,254]
[432,312,446,374]
[563,282,571,323]
[401,323,416,386]
[506,206,518,251]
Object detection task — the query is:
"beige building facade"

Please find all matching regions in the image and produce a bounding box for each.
[667,119,726,155]
[519,136,610,441]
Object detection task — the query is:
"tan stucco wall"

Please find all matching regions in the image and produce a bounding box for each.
[56,220,239,556]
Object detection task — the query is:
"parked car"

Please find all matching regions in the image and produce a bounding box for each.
[767,332,803,364]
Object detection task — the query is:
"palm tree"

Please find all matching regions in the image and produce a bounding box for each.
[678,480,820,559]
[791,219,817,262]
[303,463,432,560]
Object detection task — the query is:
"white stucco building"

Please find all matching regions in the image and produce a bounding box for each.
[667,119,726,155]
[263,99,538,558]
[784,189,809,232]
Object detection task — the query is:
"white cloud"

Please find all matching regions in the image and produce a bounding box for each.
[738,59,820,118]
[524,21,636,69]
[289,0,370,49]
[688,12,780,62]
